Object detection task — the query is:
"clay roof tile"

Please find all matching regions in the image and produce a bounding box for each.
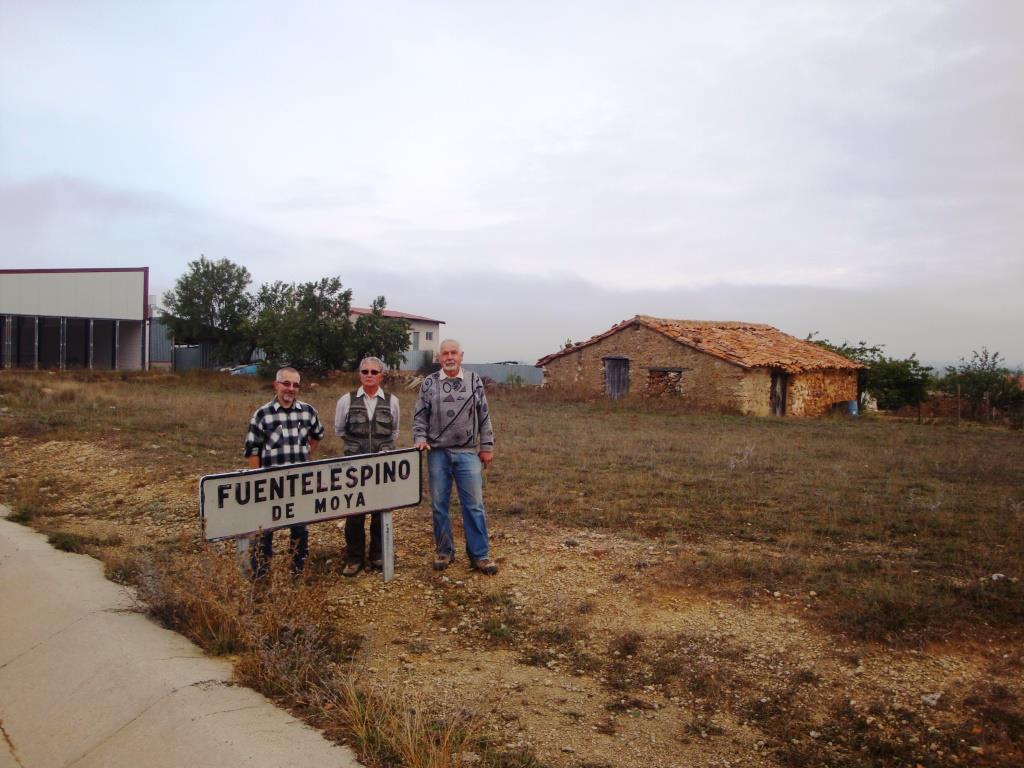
[536,315,862,372]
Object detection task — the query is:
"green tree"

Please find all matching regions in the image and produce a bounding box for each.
[942,348,1023,420]
[866,356,932,410]
[254,277,353,370]
[162,256,255,363]
[252,281,299,366]
[350,296,412,371]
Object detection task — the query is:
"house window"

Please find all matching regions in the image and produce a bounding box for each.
[411,331,420,351]
[425,331,433,341]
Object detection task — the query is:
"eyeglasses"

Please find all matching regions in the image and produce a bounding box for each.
[360,369,381,375]
[277,381,301,389]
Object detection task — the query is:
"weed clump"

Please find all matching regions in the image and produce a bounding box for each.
[8,477,50,523]
[110,540,539,768]
[47,530,122,553]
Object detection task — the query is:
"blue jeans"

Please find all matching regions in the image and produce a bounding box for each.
[428,449,490,561]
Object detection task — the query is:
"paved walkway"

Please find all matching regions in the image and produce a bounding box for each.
[0,506,361,768]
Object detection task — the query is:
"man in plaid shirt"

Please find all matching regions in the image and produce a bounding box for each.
[243,365,325,578]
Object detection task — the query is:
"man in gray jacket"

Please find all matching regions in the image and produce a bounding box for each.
[412,339,497,575]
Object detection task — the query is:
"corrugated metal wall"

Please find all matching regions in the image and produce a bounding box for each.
[149,318,174,365]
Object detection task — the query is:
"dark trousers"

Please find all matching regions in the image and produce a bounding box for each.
[251,525,308,578]
[344,512,382,564]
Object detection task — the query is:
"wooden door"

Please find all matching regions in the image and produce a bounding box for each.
[604,357,629,399]
[770,370,788,416]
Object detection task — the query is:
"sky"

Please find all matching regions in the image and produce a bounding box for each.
[2,0,1022,368]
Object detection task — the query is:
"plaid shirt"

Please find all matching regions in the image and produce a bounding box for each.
[243,398,325,467]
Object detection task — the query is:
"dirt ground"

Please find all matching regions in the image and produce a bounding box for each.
[3,435,1021,768]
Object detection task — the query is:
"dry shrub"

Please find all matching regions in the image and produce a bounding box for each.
[106,539,517,768]
[47,530,122,553]
[320,677,485,768]
[128,541,253,655]
[8,477,50,523]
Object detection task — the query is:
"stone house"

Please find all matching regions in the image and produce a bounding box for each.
[536,315,861,417]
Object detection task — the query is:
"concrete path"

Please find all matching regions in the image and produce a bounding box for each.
[0,506,361,768]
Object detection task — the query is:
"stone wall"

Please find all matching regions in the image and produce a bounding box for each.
[542,324,749,412]
[737,368,774,417]
[788,370,858,416]
[542,322,858,417]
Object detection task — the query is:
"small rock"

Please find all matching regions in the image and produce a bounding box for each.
[991,573,1006,581]
[921,692,942,707]
[560,746,575,753]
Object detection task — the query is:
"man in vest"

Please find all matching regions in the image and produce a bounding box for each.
[333,356,401,576]
[412,339,497,575]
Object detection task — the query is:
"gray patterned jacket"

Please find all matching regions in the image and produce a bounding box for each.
[411,370,494,452]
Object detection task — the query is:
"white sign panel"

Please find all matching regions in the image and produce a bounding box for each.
[199,448,421,541]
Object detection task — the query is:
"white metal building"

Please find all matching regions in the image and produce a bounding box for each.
[0,268,150,370]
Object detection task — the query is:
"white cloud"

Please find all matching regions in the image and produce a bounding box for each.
[1,1,1021,364]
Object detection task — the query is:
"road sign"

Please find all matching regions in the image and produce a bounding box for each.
[200,448,421,541]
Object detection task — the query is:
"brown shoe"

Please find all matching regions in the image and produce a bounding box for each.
[342,561,363,577]
[471,557,498,575]
[433,552,454,571]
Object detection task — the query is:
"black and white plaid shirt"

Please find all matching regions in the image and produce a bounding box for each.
[244,399,325,467]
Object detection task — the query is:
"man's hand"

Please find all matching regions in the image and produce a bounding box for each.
[415,440,430,452]
[479,450,493,469]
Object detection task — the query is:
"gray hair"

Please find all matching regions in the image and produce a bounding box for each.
[439,339,462,352]
[275,365,300,382]
[359,356,385,371]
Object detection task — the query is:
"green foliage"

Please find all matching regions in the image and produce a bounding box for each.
[941,348,1023,418]
[806,334,884,366]
[162,256,255,364]
[806,333,932,410]
[865,356,933,410]
[350,296,412,371]
[255,278,353,370]
[165,260,414,373]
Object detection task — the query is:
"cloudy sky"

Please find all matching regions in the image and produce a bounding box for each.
[2,1,1021,367]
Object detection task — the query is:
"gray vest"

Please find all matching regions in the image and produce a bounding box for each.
[343,389,394,456]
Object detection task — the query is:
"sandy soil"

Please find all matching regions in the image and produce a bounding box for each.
[2,435,1019,768]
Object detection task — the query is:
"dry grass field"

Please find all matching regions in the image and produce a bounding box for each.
[1,370,1022,768]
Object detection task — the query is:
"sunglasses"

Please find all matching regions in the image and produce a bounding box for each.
[360,369,381,375]
[277,381,301,389]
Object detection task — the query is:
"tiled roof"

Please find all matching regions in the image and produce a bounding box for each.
[536,315,862,373]
[349,307,445,324]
